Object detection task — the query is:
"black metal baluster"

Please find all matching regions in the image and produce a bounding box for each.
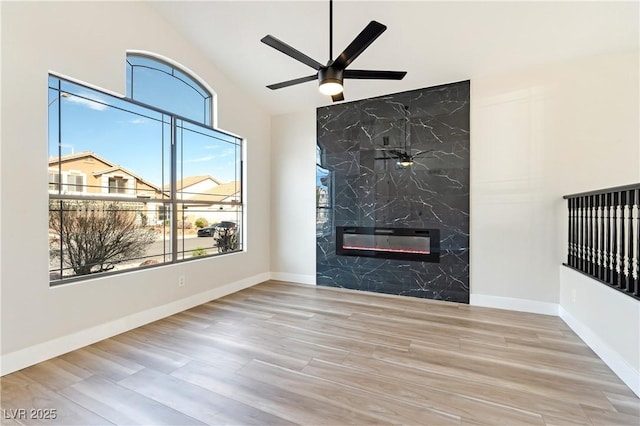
[567,198,571,265]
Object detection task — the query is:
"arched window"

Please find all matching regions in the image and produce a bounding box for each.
[48,53,242,285]
[126,53,213,126]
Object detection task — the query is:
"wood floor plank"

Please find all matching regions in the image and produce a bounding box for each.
[1,372,111,425]
[581,404,640,425]
[58,375,204,425]
[2,280,637,425]
[407,342,630,397]
[301,357,545,425]
[171,360,386,425]
[603,391,640,417]
[372,344,617,410]
[340,352,596,424]
[118,367,296,425]
[13,358,92,391]
[237,358,461,425]
[58,347,144,383]
[202,319,351,364]
[99,333,192,374]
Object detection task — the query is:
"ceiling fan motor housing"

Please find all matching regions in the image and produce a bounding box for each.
[319,67,343,86]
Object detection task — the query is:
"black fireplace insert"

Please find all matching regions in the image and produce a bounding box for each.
[336,226,440,262]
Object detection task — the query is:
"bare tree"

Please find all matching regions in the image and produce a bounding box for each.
[49,200,156,276]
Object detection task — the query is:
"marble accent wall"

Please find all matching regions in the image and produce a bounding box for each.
[316,81,470,303]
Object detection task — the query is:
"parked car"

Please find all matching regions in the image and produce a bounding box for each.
[197,221,237,237]
[215,221,237,233]
[197,225,217,237]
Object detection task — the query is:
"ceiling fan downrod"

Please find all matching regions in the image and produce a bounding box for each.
[329,0,333,61]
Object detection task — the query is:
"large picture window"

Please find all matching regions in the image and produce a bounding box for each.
[48,56,243,284]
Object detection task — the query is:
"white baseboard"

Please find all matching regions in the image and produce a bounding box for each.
[470,294,559,316]
[0,272,270,376]
[559,306,640,398]
[270,272,316,285]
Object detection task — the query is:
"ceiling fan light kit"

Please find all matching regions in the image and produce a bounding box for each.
[318,67,344,95]
[261,0,406,102]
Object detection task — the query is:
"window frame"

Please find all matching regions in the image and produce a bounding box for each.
[126,52,214,127]
[48,66,243,285]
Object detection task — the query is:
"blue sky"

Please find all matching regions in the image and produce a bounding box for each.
[48,75,241,186]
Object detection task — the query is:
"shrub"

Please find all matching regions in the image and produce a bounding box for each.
[191,247,208,257]
[194,218,208,229]
[178,220,193,230]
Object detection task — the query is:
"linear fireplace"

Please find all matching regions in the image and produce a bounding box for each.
[336,226,440,262]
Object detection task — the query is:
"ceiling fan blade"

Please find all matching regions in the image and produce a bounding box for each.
[267,74,318,90]
[412,149,435,157]
[332,21,386,70]
[344,70,407,80]
[261,35,324,70]
[374,157,393,160]
[331,92,344,102]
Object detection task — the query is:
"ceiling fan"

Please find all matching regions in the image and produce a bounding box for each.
[375,105,434,167]
[260,0,407,102]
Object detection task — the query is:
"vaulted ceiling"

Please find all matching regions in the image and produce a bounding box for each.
[150,1,639,116]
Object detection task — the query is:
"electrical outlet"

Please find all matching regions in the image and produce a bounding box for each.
[571,289,576,303]
[178,275,185,287]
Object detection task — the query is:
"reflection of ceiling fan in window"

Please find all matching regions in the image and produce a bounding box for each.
[375,105,433,167]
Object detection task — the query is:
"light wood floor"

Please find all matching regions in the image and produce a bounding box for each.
[1,280,638,425]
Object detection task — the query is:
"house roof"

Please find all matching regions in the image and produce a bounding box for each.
[48,151,115,167]
[49,151,162,192]
[92,166,162,192]
[186,181,240,202]
[164,175,221,191]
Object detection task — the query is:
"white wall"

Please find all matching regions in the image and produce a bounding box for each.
[270,110,317,284]
[0,1,271,373]
[560,268,640,396]
[470,50,639,309]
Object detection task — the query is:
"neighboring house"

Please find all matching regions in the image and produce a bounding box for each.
[167,176,241,225]
[167,175,221,199]
[49,153,241,227]
[48,151,166,224]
